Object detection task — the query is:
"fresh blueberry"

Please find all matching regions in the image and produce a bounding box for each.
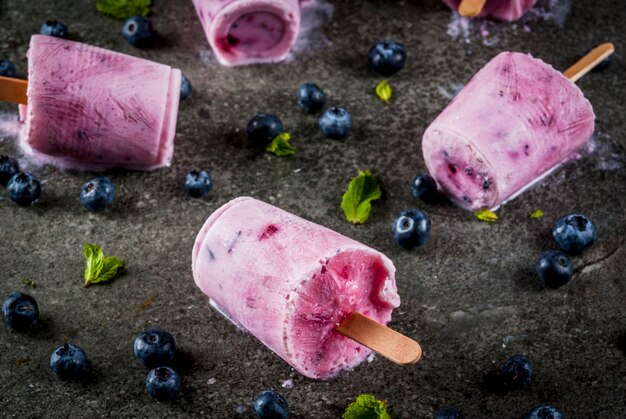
[184,170,213,198]
[134,328,177,368]
[146,366,181,401]
[0,155,19,186]
[50,343,91,380]
[536,250,573,288]
[412,173,439,204]
[80,176,116,212]
[296,83,326,114]
[526,405,564,419]
[2,292,39,332]
[122,16,154,48]
[319,107,352,139]
[434,407,465,419]
[368,40,406,77]
[0,59,16,77]
[392,209,431,249]
[500,355,533,389]
[254,390,289,419]
[247,114,283,147]
[552,214,596,254]
[180,74,192,101]
[39,20,68,38]
[7,173,41,207]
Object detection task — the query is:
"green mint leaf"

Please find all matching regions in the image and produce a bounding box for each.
[265,133,296,156]
[22,279,37,289]
[474,209,498,222]
[529,209,544,219]
[96,0,151,20]
[83,243,124,287]
[341,170,382,225]
[342,394,391,419]
[375,80,392,103]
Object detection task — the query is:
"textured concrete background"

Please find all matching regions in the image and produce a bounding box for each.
[0,0,625,418]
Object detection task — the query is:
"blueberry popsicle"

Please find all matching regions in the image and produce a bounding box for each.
[192,197,420,379]
[443,0,537,21]
[14,35,181,171]
[191,0,303,66]
[422,51,598,211]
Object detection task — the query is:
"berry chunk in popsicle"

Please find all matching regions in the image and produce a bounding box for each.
[0,35,181,171]
[192,197,421,379]
[191,0,305,66]
[422,45,613,211]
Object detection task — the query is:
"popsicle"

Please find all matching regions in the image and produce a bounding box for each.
[443,0,538,21]
[192,197,421,379]
[191,0,306,66]
[0,35,181,171]
[422,44,614,211]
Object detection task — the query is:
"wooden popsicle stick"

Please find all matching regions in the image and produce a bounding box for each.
[0,76,28,105]
[336,312,422,365]
[458,0,487,17]
[563,43,615,82]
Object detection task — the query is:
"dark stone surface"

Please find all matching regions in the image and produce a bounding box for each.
[0,0,624,417]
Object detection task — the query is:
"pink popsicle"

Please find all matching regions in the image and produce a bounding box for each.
[192,197,401,379]
[442,0,538,21]
[422,52,595,211]
[192,0,303,66]
[18,35,181,171]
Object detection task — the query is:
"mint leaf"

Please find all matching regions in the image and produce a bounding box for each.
[96,0,151,20]
[375,80,392,103]
[265,133,296,156]
[342,394,391,419]
[474,209,498,222]
[529,209,544,219]
[22,279,37,289]
[83,243,124,287]
[341,170,382,225]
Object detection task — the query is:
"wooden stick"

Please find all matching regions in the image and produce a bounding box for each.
[458,0,488,17]
[336,312,422,365]
[563,43,615,82]
[0,76,28,105]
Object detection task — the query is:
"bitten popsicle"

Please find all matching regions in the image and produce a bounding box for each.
[191,0,307,66]
[422,45,613,211]
[192,197,421,379]
[0,35,181,171]
[443,0,537,21]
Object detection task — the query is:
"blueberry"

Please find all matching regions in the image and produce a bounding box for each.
[0,155,19,186]
[500,355,533,389]
[526,405,564,419]
[134,328,177,368]
[552,214,596,254]
[412,173,439,204]
[254,390,289,419]
[7,173,41,206]
[80,176,116,212]
[39,20,68,38]
[146,366,181,401]
[392,209,431,249]
[536,250,573,288]
[0,59,16,77]
[319,107,352,139]
[184,170,213,198]
[296,83,326,114]
[180,74,192,101]
[368,40,406,77]
[2,292,39,332]
[50,343,91,380]
[434,407,465,419]
[122,16,154,48]
[247,114,283,147]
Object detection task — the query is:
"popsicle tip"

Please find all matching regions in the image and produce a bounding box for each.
[563,42,616,82]
[458,0,487,17]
